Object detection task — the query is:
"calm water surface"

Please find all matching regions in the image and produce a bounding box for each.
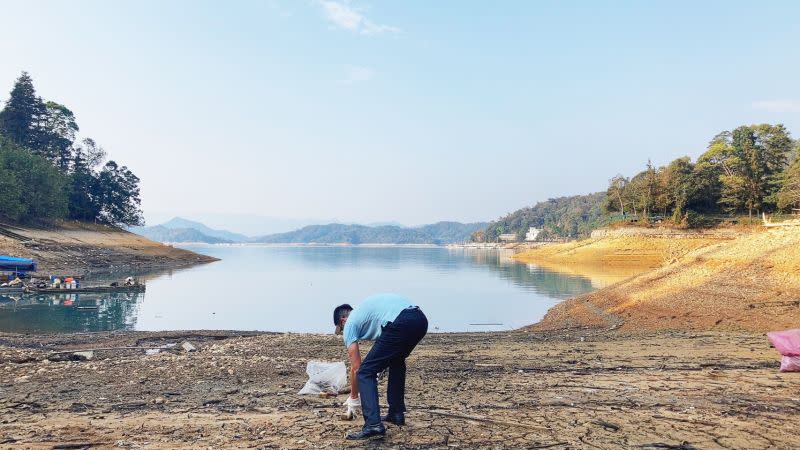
[0,246,602,333]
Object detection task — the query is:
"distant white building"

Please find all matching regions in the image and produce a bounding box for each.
[525,227,541,242]
[498,233,518,242]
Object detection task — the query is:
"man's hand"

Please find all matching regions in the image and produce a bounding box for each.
[342,392,361,420]
[342,395,361,409]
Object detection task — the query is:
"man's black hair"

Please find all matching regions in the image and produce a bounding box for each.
[333,303,353,326]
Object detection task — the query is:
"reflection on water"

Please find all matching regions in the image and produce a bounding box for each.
[459,249,595,299]
[0,246,611,334]
[0,292,142,333]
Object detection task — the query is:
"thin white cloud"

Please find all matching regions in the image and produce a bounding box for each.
[317,1,399,36]
[341,65,375,84]
[752,100,800,113]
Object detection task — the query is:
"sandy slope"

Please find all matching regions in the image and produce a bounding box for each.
[0,221,216,276]
[523,227,800,332]
[514,228,737,269]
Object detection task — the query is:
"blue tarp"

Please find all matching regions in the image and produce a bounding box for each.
[0,256,37,273]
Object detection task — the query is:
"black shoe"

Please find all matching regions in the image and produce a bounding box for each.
[346,424,386,440]
[382,412,405,426]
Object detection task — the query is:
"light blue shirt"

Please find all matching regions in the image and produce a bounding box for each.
[343,293,415,348]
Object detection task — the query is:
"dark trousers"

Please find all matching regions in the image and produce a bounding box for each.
[358,307,428,427]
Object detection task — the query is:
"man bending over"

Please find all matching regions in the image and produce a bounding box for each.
[333,293,428,440]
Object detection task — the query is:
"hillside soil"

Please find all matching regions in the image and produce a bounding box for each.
[518,227,800,332]
[0,221,216,277]
[1,329,797,449]
[513,228,738,269]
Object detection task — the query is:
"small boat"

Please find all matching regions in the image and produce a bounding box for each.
[0,255,37,274]
[30,284,146,294]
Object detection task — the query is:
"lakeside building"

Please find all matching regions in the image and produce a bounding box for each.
[498,233,517,242]
[525,227,541,242]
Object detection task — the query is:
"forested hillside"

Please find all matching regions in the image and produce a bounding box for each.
[0,72,142,226]
[475,193,608,242]
[254,222,487,244]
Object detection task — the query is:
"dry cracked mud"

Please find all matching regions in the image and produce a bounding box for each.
[1,329,797,449]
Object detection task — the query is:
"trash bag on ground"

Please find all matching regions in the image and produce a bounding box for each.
[767,329,800,356]
[298,360,347,395]
[780,356,800,372]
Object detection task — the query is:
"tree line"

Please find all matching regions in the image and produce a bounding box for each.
[605,124,800,225]
[0,72,142,226]
[474,123,800,242]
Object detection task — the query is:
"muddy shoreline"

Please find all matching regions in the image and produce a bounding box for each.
[1,329,797,449]
[0,222,217,277]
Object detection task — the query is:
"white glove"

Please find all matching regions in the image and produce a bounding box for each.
[342,395,361,409]
[342,395,361,420]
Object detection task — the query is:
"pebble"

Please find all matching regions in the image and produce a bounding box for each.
[181,341,197,352]
[73,351,94,360]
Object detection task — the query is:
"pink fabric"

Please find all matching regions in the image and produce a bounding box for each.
[767,329,800,356]
[780,356,800,372]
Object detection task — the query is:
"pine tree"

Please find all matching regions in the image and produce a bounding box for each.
[0,72,47,154]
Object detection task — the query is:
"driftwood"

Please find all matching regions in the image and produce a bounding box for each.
[424,409,551,431]
[53,443,108,449]
[529,443,570,449]
[651,415,718,427]
[640,443,699,450]
[50,346,172,354]
[591,419,620,431]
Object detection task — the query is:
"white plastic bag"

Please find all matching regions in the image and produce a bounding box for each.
[298,360,347,395]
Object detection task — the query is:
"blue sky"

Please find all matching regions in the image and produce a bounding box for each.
[1,1,799,230]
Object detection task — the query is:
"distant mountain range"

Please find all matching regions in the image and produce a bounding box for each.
[252,222,488,245]
[131,225,235,244]
[129,217,248,244]
[130,217,487,245]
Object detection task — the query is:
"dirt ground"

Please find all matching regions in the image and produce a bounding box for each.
[0,222,216,277]
[1,329,798,449]
[513,229,735,270]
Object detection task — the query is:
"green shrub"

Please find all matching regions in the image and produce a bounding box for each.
[682,210,716,229]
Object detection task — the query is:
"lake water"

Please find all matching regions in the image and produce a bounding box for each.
[0,245,603,334]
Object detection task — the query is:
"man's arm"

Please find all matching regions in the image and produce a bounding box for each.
[347,342,361,399]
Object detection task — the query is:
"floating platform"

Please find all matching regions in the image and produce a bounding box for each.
[0,286,25,294]
[30,285,146,294]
